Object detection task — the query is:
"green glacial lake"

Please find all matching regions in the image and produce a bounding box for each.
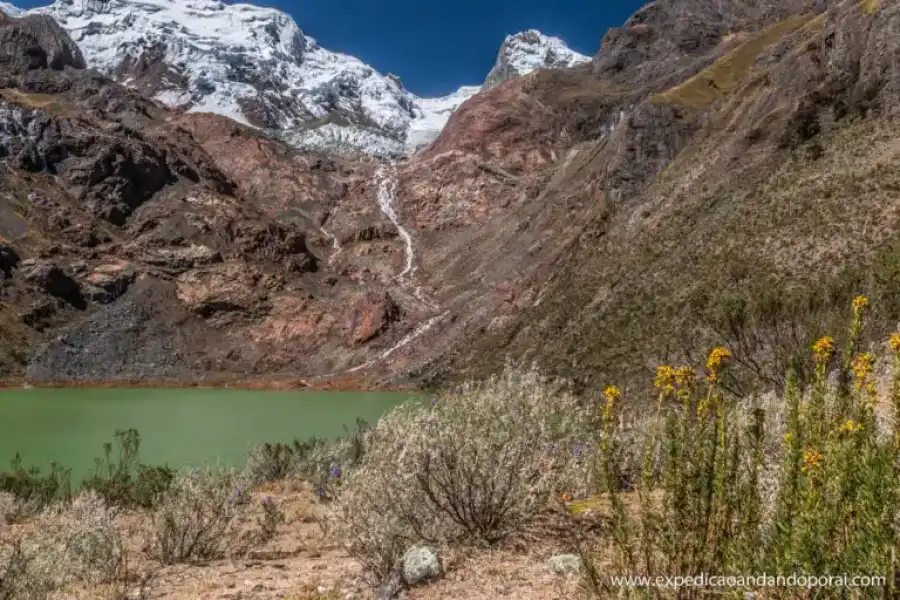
[0,388,415,479]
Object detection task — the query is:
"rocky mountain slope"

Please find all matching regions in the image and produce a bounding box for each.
[0,6,449,383]
[3,0,900,394]
[433,0,900,392]
[0,0,588,157]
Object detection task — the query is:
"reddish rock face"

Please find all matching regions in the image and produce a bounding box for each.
[344,292,401,346]
[420,77,556,172]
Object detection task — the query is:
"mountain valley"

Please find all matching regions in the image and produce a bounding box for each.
[1,0,900,395]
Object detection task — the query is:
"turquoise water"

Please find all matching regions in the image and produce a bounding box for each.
[0,388,414,477]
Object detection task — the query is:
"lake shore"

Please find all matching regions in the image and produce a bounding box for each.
[0,377,419,392]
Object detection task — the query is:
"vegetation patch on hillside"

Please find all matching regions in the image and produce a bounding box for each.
[651,14,817,110]
[862,0,881,15]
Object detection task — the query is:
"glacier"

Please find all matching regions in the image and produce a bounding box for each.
[0,0,591,157]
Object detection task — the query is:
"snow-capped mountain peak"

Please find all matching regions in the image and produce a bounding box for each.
[2,0,591,156]
[484,29,591,88]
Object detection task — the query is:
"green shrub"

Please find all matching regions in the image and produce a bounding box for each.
[243,419,370,501]
[329,366,595,580]
[81,429,175,509]
[244,441,299,486]
[0,455,71,516]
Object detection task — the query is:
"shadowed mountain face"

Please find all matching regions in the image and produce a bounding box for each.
[2,0,900,392]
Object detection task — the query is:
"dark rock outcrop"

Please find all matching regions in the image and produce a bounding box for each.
[0,12,85,75]
[25,277,235,383]
[0,241,20,274]
[22,261,82,306]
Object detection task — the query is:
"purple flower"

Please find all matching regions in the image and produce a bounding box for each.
[261,496,275,505]
[573,444,584,459]
[330,466,342,478]
[430,397,437,406]
[316,488,327,497]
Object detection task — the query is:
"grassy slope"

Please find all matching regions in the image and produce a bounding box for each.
[651,14,820,110]
[453,2,900,394]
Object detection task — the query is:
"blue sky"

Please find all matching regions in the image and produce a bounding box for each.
[16,0,645,96]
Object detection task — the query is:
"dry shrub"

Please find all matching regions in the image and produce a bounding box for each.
[0,541,47,600]
[0,491,40,525]
[0,490,132,600]
[328,365,596,579]
[34,490,127,586]
[149,467,283,565]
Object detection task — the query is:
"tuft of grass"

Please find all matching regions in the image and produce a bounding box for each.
[862,0,880,15]
[651,15,816,110]
[0,89,75,118]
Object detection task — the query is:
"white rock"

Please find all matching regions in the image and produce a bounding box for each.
[547,553,583,575]
[401,545,441,586]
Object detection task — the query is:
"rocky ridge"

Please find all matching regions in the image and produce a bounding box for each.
[0,0,589,157]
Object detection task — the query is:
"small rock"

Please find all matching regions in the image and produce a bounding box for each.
[85,261,136,303]
[21,300,56,330]
[547,553,583,575]
[402,545,441,586]
[0,242,20,274]
[23,262,83,305]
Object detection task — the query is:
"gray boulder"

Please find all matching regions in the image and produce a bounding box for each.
[548,553,583,575]
[401,545,441,586]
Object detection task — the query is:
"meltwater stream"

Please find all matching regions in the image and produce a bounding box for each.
[344,164,447,374]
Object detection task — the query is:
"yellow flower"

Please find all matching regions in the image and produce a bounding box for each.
[852,352,875,384]
[603,385,622,407]
[706,347,732,382]
[812,336,834,363]
[802,447,824,472]
[853,295,870,314]
[675,366,697,389]
[890,333,900,354]
[783,432,794,444]
[655,366,676,395]
[838,419,863,435]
